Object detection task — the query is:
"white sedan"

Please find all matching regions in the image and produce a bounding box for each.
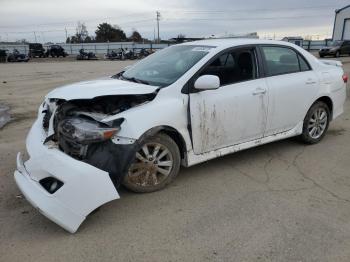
[14,39,347,233]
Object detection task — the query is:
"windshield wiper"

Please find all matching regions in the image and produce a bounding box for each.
[120,75,150,85]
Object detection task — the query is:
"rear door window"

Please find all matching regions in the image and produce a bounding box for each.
[261,46,301,76]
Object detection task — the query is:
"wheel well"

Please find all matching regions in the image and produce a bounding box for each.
[315,96,333,119]
[138,126,187,160]
[160,128,187,160]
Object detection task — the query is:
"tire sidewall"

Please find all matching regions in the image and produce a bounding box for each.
[122,133,181,193]
[302,101,330,144]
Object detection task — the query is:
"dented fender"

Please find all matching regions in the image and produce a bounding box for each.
[102,91,193,152]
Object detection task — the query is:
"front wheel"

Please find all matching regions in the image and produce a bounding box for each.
[123,133,181,193]
[301,101,330,144]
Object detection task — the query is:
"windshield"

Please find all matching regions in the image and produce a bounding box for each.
[122,45,213,87]
[331,41,343,47]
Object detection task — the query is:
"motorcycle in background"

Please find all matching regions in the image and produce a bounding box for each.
[76,49,98,60]
[7,49,30,62]
[105,48,137,60]
[122,48,137,60]
[105,49,123,60]
[138,48,151,59]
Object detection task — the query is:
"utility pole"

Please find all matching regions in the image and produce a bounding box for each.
[33,31,37,42]
[65,27,68,41]
[41,32,45,43]
[153,27,156,43]
[156,11,160,44]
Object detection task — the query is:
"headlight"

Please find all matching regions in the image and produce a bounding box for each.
[58,117,121,144]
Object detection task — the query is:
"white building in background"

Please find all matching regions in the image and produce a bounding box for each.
[281,37,303,47]
[333,5,350,41]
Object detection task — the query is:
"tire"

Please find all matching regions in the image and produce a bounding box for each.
[335,51,340,58]
[319,54,324,58]
[300,101,330,144]
[122,133,181,193]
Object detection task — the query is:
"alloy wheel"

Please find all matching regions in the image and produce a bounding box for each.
[307,107,328,139]
[125,142,174,187]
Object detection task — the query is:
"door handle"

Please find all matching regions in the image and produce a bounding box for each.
[252,88,267,95]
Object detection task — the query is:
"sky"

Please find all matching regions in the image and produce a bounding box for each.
[0,0,349,43]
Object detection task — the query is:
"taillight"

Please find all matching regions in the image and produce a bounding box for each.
[343,74,348,83]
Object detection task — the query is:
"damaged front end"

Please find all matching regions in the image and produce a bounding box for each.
[14,92,156,233]
[44,94,156,187]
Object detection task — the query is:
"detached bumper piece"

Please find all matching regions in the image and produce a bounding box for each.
[13,118,120,233]
[14,156,84,233]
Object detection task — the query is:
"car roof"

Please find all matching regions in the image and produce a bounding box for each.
[180,38,297,50]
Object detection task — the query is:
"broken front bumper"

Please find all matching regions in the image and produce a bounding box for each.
[14,118,120,233]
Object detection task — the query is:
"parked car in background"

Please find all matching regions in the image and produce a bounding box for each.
[0,49,7,62]
[29,43,46,58]
[319,40,350,58]
[14,39,347,233]
[46,45,67,57]
[7,49,29,62]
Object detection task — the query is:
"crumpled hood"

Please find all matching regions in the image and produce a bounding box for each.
[46,78,159,100]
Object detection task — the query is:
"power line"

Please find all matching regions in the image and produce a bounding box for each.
[163,14,333,22]
[0,3,341,29]
[165,4,340,14]
[0,12,154,29]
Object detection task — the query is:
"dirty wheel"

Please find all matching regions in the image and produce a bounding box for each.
[123,133,180,193]
[301,101,330,144]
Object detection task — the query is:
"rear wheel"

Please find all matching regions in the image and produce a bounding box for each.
[301,101,330,144]
[123,133,181,193]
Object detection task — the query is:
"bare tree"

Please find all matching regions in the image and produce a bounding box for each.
[75,22,89,43]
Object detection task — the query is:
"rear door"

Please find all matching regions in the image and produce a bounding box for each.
[260,45,319,136]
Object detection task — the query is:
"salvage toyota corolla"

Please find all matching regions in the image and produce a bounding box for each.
[14,39,347,233]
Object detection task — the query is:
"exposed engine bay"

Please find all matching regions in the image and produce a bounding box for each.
[43,93,156,187]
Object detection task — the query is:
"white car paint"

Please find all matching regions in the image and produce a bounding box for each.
[14,39,347,233]
[47,78,159,100]
[15,112,119,233]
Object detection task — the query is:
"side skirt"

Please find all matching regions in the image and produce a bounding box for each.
[186,122,303,167]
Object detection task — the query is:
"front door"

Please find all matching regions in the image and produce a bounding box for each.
[189,47,269,154]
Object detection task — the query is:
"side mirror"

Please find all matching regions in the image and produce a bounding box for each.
[194,75,220,90]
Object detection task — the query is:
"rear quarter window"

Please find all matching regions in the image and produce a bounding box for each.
[298,55,311,71]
